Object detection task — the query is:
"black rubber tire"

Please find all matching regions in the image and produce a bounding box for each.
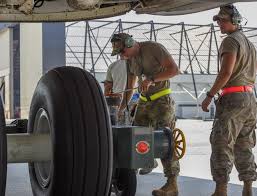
[28,66,113,196]
[115,169,137,196]
[0,97,7,196]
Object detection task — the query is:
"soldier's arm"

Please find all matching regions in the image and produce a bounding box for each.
[140,56,179,92]
[148,43,180,83]
[153,56,180,82]
[208,52,237,96]
[119,73,137,112]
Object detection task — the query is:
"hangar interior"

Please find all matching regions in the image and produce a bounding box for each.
[0,19,257,196]
[0,21,257,119]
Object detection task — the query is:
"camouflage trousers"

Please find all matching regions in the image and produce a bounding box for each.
[211,92,257,183]
[134,95,180,177]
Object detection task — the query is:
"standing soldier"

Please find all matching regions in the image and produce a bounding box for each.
[111,32,180,196]
[103,59,127,125]
[202,4,257,196]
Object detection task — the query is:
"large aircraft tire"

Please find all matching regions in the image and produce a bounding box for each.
[0,96,7,196]
[28,66,113,196]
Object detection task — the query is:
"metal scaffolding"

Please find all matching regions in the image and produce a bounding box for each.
[66,20,257,74]
[65,20,257,118]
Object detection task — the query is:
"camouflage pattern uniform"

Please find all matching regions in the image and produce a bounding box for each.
[134,95,180,177]
[211,30,257,183]
[128,41,180,177]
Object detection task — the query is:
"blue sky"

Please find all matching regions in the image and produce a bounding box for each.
[108,2,257,27]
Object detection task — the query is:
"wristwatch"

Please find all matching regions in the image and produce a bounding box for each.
[206,91,214,98]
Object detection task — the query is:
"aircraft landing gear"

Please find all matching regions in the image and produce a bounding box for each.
[0,67,113,196]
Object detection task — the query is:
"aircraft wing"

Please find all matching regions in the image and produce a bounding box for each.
[0,0,255,22]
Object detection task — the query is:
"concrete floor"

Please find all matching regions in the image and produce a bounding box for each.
[5,119,257,196]
[5,164,257,196]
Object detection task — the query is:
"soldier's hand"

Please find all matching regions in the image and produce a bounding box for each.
[140,79,154,93]
[201,97,212,112]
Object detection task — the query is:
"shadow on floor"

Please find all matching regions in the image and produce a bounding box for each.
[6,164,257,196]
[137,173,257,196]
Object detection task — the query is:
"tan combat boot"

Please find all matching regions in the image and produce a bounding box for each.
[242,181,252,196]
[152,176,178,196]
[211,182,227,196]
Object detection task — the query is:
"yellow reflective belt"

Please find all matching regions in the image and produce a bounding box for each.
[140,88,172,102]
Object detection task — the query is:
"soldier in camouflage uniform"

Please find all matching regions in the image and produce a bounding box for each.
[110,32,180,196]
[202,4,257,196]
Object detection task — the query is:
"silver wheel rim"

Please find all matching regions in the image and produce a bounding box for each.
[33,108,52,188]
